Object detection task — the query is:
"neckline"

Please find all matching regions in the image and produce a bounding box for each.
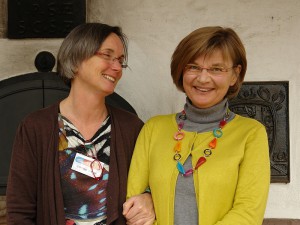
[176,98,235,133]
[173,105,230,177]
[184,97,229,123]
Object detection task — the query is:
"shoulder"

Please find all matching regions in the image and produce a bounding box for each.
[231,114,267,134]
[12,103,59,146]
[144,113,176,129]
[233,114,265,127]
[147,113,175,122]
[20,102,59,129]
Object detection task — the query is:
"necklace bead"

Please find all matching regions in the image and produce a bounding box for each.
[209,138,217,149]
[204,149,212,157]
[213,128,223,138]
[174,131,185,141]
[174,142,182,152]
[195,157,206,170]
[173,109,229,177]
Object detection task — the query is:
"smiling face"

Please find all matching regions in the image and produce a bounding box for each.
[74,33,125,96]
[183,49,240,109]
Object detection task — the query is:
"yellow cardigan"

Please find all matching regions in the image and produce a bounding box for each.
[127,114,270,225]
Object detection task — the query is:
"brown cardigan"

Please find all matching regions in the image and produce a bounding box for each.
[6,102,144,225]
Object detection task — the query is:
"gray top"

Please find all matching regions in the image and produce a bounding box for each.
[174,98,235,225]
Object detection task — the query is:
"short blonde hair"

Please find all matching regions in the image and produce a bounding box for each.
[171,26,247,99]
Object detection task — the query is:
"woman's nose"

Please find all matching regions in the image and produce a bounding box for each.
[196,69,211,82]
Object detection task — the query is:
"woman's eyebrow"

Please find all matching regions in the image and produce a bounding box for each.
[210,63,227,67]
[98,48,113,52]
[99,48,125,57]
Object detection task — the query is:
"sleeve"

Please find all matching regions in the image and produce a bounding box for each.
[126,122,151,198]
[216,124,270,225]
[6,121,38,225]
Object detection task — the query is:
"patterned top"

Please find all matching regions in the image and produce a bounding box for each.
[58,114,111,225]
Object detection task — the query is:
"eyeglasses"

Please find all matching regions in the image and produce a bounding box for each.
[95,52,128,69]
[185,64,236,76]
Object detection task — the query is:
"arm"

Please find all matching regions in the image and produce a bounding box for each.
[6,122,38,225]
[216,125,270,224]
[125,123,156,224]
[126,123,151,198]
[123,193,155,225]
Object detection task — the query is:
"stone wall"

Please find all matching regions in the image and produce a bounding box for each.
[0,2,7,223]
[263,219,300,225]
[0,0,7,38]
[0,196,6,225]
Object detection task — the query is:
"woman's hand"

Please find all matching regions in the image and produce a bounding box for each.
[123,193,155,225]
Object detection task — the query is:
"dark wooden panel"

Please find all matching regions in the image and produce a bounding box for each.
[8,0,86,38]
[0,72,137,195]
[229,81,289,183]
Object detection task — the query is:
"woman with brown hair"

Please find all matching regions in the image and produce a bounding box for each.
[126,26,270,225]
[7,23,154,225]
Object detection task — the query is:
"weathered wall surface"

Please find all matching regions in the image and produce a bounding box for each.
[0,0,299,219]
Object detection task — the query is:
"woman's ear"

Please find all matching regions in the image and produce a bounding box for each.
[230,65,241,86]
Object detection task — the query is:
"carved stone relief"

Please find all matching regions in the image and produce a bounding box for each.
[229,81,289,183]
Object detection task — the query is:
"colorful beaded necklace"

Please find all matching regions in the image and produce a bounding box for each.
[173,108,230,177]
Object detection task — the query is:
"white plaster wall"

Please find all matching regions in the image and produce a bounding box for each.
[0,0,299,219]
[0,39,62,79]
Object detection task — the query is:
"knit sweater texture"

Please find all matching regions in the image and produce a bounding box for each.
[127,112,270,225]
[7,102,144,225]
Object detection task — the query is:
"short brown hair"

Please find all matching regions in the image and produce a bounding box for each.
[57,23,128,86]
[171,26,247,99]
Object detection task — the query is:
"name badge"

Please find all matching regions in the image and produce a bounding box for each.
[71,153,103,179]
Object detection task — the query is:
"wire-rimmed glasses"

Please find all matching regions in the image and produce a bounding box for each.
[95,51,128,69]
[185,64,236,76]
